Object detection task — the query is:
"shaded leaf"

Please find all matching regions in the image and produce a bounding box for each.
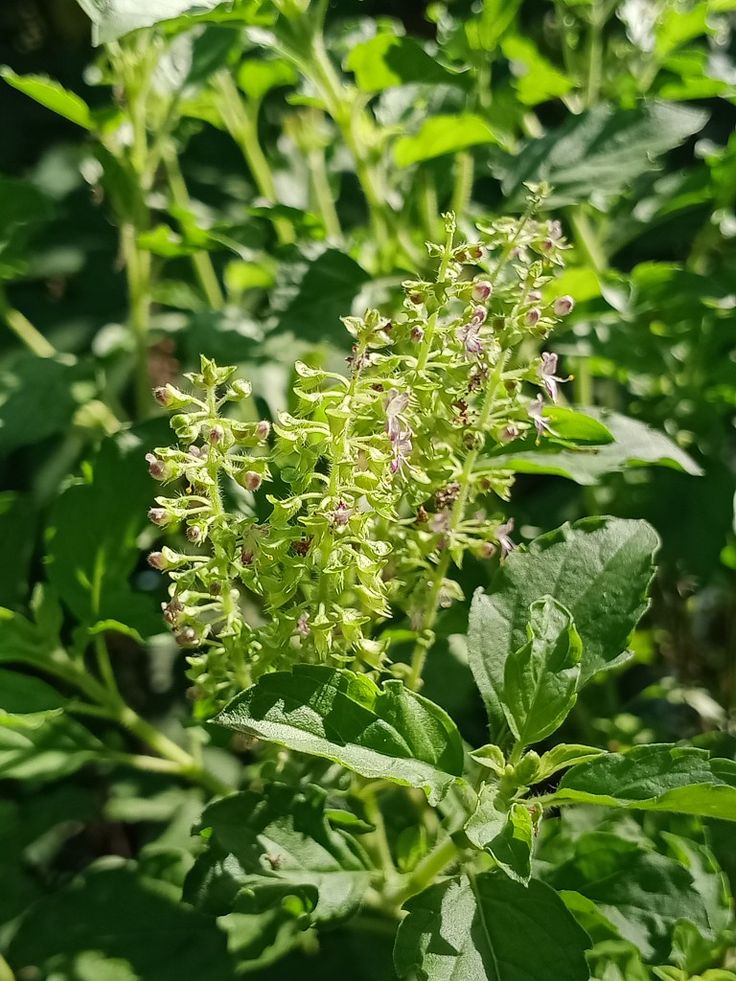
[346,34,461,93]
[498,102,709,207]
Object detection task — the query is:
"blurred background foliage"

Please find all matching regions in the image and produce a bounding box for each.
[0,0,735,976]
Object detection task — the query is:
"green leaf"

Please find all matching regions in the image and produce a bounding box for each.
[186,783,371,931]
[273,248,370,349]
[0,68,93,128]
[394,114,497,167]
[501,35,573,106]
[0,492,36,606]
[551,744,736,821]
[0,178,54,278]
[76,0,231,44]
[215,665,465,804]
[548,833,712,961]
[502,597,582,747]
[535,744,607,782]
[0,668,66,716]
[0,353,92,455]
[498,102,709,207]
[468,517,658,739]
[46,422,167,636]
[488,408,702,485]
[237,57,298,103]
[0,711,101,781]
[346,34,461,93]
[394,871,591,980]
[0,607,61,669]
[8,861,234,978]
[465,790,534,884]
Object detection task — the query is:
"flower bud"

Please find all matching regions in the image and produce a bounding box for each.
[241,549,254,565]
[255,420,271,441]
[554,295,575,316]
[145,453,169,481]
[148,507,168,526]
[175,626,198,647]
[468,245,485,261]
[148,551,168,571]
[526,307,541,326]
[153,386,170,406]
[208,425,225,445]
[410,326,425,343]
[528,289,542,302]
[471,306,488,325]
[186,524,203,544]
[408,293,423,306]
[471,280,493,302]
[230,379,252,400]
[243,470,262,492]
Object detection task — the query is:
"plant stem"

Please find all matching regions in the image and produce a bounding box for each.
[163,147,225,309]
[387,835,459,907]
[585,2,604,108]
[308,140,342,242]
[451,151,475,219]
[121,221,153,419]
[0,285,56,358]
[214,72,294,245]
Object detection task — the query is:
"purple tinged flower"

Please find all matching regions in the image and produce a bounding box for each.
[148,507,168,526]
[296,612,310,638]
[410,325,425,343]
[146,452,167,481]
[429,510,451,534]
[528,394,552,437]
[539,352,567,401]
[472,280,493,302]
[495,517,515,558]
[456,322,484,360]
[175,626,197,647]
[471,306,487,325]
[500,423,521,443]
[390,433,413,474]
[208,425,224,445]
[153,386,171,406]
[243,470,262,492]
[255,420,271,441]
[528,289,542,302]
[329,500,352,529]
[147,551,168,571]
[186,525,203,544]
[526,307,541,327]
[384,389,410,441]
[554,295,575,317]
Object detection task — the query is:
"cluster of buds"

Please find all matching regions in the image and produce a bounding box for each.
[148,192,576,710]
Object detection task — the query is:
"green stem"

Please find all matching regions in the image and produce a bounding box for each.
[163,147,225,309]
[451,151,475,218]
[308,142,342,241]
[0,285,56,358]
[214,73,294,245]
[417,170,439,241]
[387,835,459,907]
[121,221,153,419]
[565,206,607,275]
[585,4,604,108]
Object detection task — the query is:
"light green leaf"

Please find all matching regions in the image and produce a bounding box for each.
[215,665,465,804]
[535,744,607,782]
[502,597,582,747]
[0,712,101,781]
[465,790,534,884]
[468,517,658,739]
[498,102,709,207]
[0,669,66,717]
[237,57,298,103]
[394,114,497,167]
[0,68,93,128]
[501,35,573,106]
[346,34,461,93]
[552,744,736,821]
[394,871,590,980]
[487,408,702,485]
